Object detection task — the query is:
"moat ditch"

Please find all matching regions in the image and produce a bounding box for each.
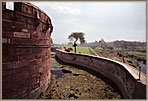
[38,53,122,99]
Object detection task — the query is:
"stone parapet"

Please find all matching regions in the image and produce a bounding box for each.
[55,49,146,99]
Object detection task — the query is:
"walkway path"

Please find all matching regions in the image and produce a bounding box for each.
[38,52,121,99]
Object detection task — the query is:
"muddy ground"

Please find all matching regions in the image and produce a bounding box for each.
[38,53,121,99]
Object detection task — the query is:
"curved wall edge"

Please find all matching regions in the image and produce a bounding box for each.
[2,2,52,99]
[55,49,146,99]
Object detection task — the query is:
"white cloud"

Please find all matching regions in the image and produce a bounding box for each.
[28,2,146,44]
[50,5,80,15]
[31,2,81,15]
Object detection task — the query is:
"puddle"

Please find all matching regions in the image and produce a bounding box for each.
[51,68,73,79]
[73,74,81,76]
[137,61,146,74]
[51,70,65,79]
[62,69,72,73]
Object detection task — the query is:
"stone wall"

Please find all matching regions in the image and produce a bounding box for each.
[55,49,146,99]
[2,2,53,99]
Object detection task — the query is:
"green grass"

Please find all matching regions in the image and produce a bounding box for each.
[124,57,139,67]
[56,45,91,55]
[127,51,146,61]
[76,47,91,54]
[94,48,146,68]
[128,51,146,57]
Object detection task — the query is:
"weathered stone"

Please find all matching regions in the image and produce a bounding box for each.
[55,49,146,99]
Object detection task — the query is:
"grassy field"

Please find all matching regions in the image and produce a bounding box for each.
[94,48,146,67]
[127,51,146,61]
[56,45,91,55]
[76,47,91,54]
[54,45,146,68]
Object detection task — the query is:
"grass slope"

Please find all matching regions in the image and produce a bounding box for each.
[57,45,91,55]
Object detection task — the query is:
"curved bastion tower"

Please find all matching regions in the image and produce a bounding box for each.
[2,2,53,99]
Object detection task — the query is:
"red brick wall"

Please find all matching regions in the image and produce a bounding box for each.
[2,2,53,99]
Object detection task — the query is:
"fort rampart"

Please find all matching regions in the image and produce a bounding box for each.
[55,49,146,99]
[2,2,53,99]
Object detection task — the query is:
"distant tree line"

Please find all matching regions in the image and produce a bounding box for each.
[113,40,146,51]
[81,38,146,52]
[101,44,114,50]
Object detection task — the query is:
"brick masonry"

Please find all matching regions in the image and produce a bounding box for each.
[2,2,53,99]
[55,49,146,99]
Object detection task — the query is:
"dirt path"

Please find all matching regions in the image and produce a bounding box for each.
[89,48,99,56]
[38,52,121,99]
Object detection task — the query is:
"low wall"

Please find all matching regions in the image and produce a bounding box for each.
[55,49,146,99]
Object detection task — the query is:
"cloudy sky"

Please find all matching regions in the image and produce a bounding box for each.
[6,1,146,44]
